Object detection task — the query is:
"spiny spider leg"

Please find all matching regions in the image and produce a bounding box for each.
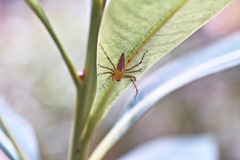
[123,75,136,81]
[97,72,113,76]
[97,64,114,72]
[124,69,141,73]
[125,50,148,71]
[123,75,138,100]
[93,75,113,95]
[99,44,117,70]
[131,77,138,100]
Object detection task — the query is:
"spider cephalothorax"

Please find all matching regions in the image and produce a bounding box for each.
[96,44,148,100]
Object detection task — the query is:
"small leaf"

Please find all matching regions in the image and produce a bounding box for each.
[88,0,232,133]
[0,130,20,160]
[119,135,218,160]
[0,99,40,160]
[89,32,240,160]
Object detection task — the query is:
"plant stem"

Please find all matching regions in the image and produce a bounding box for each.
[68,0,106,160]
[0,117,28,160]
[25,0,106,159]
[25,0,80,86]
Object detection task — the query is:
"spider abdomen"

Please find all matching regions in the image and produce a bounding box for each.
[117,53,125,72]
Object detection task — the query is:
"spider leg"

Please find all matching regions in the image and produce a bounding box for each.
[97,72,113,76]
[97,64,114,72]
[125,50,148,71]
[99,44,117,70]
[123,75,136,81]
[124,69,141,73]
[123,75,138,100]
[93,75,113,95]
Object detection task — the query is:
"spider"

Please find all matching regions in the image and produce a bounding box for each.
[95,44,148,100]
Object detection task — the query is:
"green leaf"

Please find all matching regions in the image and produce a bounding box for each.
[89,32,240,160]
[86,0,232,136]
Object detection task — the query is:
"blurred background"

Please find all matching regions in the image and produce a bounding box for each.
[0,0,240,160]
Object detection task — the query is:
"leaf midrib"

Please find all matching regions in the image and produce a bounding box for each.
[126,0,188,68]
